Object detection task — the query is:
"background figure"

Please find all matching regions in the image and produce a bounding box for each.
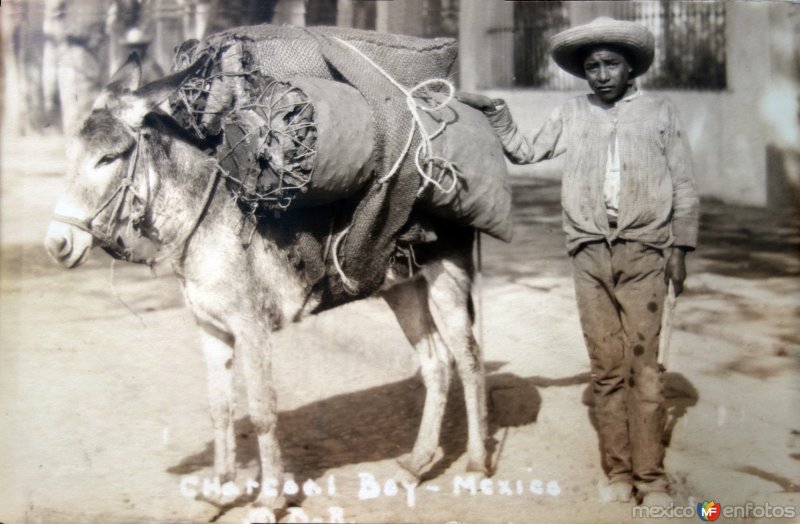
[45,0,111,132]
[120,27,165,83]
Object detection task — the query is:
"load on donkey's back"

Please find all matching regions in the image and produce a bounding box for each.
[168,24,513,300]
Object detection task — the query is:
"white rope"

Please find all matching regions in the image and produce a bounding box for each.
[331,225,359,294]
[331,38,460,191]
[327,38,463,291]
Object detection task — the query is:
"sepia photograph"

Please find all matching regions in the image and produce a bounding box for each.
[1,1,798,522]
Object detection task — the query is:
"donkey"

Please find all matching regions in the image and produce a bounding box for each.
[44,55,490,511]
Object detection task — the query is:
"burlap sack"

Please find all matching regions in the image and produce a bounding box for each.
[168,25,516,301]
[289,77,374,206]
[171,24,457,138]
[416,100,513,242]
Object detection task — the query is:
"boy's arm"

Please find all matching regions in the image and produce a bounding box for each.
[663,99,699,251]
[456,92,563,165]
[662,99,700,296]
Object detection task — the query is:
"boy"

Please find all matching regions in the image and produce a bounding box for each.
[458,17,699,505]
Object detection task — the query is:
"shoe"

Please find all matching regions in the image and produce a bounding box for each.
[598,479,633,503]
[641,491,673,507]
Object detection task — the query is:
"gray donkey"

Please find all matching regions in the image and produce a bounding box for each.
[44,55,491,512]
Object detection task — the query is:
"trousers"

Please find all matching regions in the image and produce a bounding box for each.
[572,240,668,494]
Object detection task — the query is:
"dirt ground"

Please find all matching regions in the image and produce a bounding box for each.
[1,133,799,524]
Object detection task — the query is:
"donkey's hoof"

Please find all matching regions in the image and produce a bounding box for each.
[393,462,421,485]
[466,459,491,479]
[195,483,244,508]
[253,493,287,513]
[396,446,445,481]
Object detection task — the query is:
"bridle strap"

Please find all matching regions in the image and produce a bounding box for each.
[88,133,142,237]
[52,129,222,268]
[51,212,140,262]
[52,131,146,263]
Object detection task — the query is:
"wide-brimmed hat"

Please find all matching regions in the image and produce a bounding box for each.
[550,17,655,79]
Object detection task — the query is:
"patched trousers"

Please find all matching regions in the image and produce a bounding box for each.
[572,240,668,494]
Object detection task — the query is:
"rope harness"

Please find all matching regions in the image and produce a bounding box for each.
[327,37,463,291]
[53,127,221,268]
[331,37,461,194]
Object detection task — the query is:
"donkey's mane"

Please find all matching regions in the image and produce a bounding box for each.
[142,111,219,152]
[135,111,223,204]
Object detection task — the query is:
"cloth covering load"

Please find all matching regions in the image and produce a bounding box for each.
[170,24,512,297]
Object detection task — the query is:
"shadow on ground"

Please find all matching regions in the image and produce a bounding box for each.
[167,362,572,498]
[697,198,800,278]
[168,362,541,485]
[168,359,697,513]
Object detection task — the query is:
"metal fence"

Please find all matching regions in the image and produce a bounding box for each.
[509,1,727,90]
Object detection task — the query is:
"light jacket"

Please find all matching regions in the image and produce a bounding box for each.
[486,93,699,254]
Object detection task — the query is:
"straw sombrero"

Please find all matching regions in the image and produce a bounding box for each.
[550,17,655,79]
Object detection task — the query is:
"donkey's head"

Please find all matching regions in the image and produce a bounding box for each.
[45,54,203,268]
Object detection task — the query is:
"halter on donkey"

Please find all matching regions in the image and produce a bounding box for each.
[50,56,217,267]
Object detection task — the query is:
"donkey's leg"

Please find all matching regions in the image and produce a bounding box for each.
[234,320,286,510]
[425,258,490,475]
[199,326,237,486]
[383,277,452,479]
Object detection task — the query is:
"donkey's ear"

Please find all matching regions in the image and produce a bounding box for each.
[134,55,206,109]
[115,55,206,129]
[108,53,143,93]
[93,53,144,112]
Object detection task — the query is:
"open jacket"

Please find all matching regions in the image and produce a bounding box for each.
[486,93,699,254]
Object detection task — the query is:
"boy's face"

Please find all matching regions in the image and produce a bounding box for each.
[583,47,632,105]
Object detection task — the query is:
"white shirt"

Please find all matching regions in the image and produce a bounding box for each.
[603,87,644,221]
[604,135,621,219]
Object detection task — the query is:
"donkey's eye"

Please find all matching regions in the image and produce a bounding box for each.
[96,154,118,168]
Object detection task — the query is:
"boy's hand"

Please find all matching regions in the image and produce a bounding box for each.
[455,91,497,112]
[665,247,687,296]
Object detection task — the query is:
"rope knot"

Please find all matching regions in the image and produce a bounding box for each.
[326,37,463,292]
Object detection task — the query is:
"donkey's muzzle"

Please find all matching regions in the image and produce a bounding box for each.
[44,220,94,268]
